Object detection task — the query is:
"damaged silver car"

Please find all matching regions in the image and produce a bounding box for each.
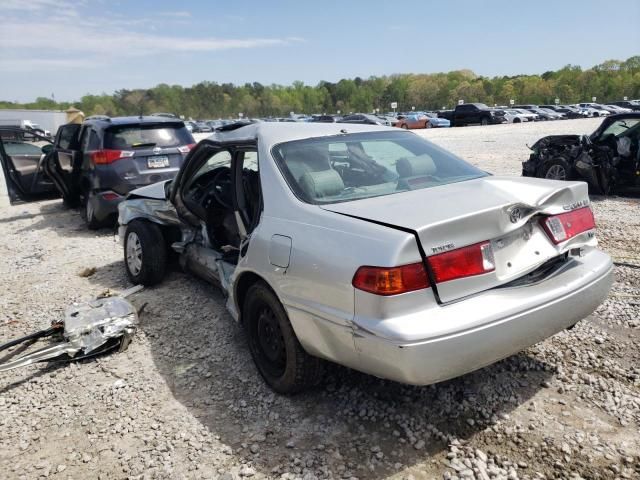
[118,122,613,393]
[522,113,640,194]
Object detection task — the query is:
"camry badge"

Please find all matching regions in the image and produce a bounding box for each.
[153,147,162,155]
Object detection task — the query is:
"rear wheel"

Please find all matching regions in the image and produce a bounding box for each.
[543,157,572,181]
[425,121,432,129]
[124,220,167,285]
[83,192,108,230]
[401,123,409,129]
[243,282,323,394]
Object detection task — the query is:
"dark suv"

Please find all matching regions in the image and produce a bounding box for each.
[0,116,195,228]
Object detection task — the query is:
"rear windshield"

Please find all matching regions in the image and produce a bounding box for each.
[272,131,487,205]
[104,123,193,149]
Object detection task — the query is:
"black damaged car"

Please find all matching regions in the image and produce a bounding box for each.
[522,113,640,194]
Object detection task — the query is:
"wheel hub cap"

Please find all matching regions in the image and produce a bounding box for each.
[126,232,143,275]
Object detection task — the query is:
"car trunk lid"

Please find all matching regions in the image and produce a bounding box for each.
[322,176,596,303]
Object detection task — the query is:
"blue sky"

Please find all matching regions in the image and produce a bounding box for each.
[1,0,638,102]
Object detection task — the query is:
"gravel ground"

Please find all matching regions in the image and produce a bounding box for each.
[0,118,638,480]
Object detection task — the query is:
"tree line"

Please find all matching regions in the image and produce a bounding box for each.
[2,56,639,118]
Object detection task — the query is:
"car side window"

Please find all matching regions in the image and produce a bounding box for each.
[56,124,81,150]
[87,130,101,150]
[185,149,232,192]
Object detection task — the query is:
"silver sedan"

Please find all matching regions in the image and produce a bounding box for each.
[118,123,612,393]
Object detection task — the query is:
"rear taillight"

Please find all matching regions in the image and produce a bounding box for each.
[90,149,134,165]
[541,207,595,244]
[101,192,121,201]
[352,262,430,296]
[178,143,195,154]
[428,242,495,283]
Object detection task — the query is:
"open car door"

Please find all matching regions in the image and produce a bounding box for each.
[0,127,60,204]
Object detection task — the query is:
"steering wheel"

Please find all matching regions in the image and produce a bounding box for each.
[207,166,233,210]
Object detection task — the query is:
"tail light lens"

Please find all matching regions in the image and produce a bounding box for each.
[178,143,195,154]
[352,262,430,296]
[541,207,595,244]
[428,242,495,283]
[90,149,134,165]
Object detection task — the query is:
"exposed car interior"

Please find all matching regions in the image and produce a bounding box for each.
[182,148,261,258]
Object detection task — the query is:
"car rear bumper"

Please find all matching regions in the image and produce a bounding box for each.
[89,191,125,221]
[291,249,612,386]
[351,249,612,385]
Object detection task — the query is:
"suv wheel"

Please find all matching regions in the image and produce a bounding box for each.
[481,118,489,126]
[124,220,167,285]
[244,282,323,394]
[83,192,107,230]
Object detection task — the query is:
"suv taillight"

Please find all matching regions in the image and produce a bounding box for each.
[428,242,495,283]
[541,207,595,244]
[352,263,430,296]
[178,143,195,154]
[90,149,134,165]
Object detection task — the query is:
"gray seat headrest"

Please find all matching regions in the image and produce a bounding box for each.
[616,137,631,157]
[299,169,344,199]
[396,154,436,177]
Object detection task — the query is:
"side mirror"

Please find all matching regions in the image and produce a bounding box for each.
[41,144,54,155]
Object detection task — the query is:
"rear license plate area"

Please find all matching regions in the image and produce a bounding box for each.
[147,156,169,168]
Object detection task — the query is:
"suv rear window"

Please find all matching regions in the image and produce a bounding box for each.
[104,123,193,149]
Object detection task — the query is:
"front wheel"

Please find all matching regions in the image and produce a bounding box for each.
[244,282,323,394]
[480,118,489,126]
[543,157,572,181]
[124,220,167,285]
[401,123,409,129]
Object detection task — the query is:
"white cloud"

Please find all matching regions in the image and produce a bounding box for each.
[0,57,101,72]
[0,5,301,72]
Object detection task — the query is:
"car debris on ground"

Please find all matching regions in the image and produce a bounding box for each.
[0,287,141,373]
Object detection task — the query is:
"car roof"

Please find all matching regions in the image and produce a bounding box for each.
[84,116,185,128]
[205,121,395,146]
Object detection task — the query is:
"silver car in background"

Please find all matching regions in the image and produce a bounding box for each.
[118,123,612,393]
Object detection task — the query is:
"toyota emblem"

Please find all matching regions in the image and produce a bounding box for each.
[152,147,162,155]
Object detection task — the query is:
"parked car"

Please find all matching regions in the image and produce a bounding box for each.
[0,117,195,228]
[522,113,640,194]
[604,104,633,114]
[608,101,640,112]
[575,104,610,117]
[514,109,540,122]
[501,109,530,123]
[116,122,612,393]
[339,114,388,125]
[396,112,450,129]
[527,107,564,120]
[310,115,341,123]
[195,121,213,133]
[437,103,505,126]
[538,105,582,119]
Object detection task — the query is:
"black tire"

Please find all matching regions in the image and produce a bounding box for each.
[401,123,409,129]
[425,121,432,129]
[83,193,108,230]
[543,157,572,181]
[243,282,323,394]
[123,220,167,285]
[480,117,489,126]
[513,118,521,124]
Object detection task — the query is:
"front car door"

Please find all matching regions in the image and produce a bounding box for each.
[0,127,59,204]
[45,123,83,205]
